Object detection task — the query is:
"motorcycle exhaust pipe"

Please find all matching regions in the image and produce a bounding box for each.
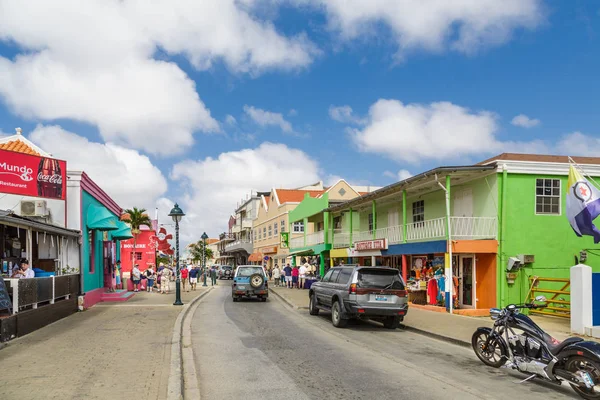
[554,369,593,389]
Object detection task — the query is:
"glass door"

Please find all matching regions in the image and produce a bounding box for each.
[459,255,475,308]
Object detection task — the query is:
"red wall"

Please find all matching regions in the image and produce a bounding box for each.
[120,230,156,273]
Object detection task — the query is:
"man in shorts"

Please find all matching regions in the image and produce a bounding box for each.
[189,265,199,290]
[132,264,141,292]
[283,263,293,288]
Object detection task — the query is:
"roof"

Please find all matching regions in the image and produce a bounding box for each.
[0,128,50,157]
[0,210,81,237]
[206,238,219,245]
[274,189,324,204]
[478,153,600,166]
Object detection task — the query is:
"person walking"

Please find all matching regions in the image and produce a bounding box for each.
[146,266,155,292]
[298,263,307,290]
[189,265,198,290]
[283,264,293,288]
[181,266,189,292]
[272,265,281,287]
[291,265,300,289]
[132,264,141,292]
[160,266,172,294]
[115,260,122,290]
[210,265,217,286]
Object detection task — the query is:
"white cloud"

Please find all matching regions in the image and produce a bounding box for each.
[302,0,543,59]
[29,125,168,209]
[511,114,540,128]
[225,115,237,125]
[288,109,298,116]
[555,132,600,157]
[243,105,293,133]
[351,99,500,163]
[170,142,320,243]
[383,169,412,181]
[0,1,318,155]
[329,105,366,125]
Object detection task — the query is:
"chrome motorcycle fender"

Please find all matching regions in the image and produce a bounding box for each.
[558,341,600,364]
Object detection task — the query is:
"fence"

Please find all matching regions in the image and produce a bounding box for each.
[4,274,80,315]
[527,276,570,319]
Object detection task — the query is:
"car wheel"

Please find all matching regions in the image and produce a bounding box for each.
[249,273,264,288]
[309,293,319,316]
[331,301,348,328]
[261,297,267,302]
[383,316,401,329]
[232,296,238,302]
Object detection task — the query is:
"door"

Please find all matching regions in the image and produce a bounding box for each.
[459,255,476,308]
[453,188,473,217]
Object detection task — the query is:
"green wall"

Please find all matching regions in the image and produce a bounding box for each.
[500,173,600,306]
[453,175,498,217]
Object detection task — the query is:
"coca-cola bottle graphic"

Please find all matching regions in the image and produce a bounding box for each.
[37,157,63,199]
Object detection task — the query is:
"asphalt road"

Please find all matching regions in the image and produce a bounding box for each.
[190,282,577,400]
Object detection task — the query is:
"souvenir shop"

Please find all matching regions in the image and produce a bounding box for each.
[405,254,459,309]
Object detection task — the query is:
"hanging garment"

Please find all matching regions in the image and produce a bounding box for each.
[427,278,438,305]
[437,276,446,302]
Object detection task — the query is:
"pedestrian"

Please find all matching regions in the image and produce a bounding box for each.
[272,264,281,287]
[210,265,217,286]
[291,265,299,289]
[298,263,307,290]
[284,263,293,288]
[115,260,122,289]
[146,266,155,292]
[161,266,172,294]
[189,265,198,290]
[181,266,189,292]
[131,264,141,292]
[280,267,286,286]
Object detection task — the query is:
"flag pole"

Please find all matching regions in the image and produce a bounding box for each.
[568,156,600,190]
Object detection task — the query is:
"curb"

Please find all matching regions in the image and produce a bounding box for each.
[269,288,309,310]
[400,324,470,348]
[167,287,214,400]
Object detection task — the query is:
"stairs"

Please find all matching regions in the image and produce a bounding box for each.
[100,290,136,302]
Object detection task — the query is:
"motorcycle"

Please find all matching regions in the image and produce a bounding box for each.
[472,296,600,399]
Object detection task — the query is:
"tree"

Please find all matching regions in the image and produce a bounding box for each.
[188,240,213,265]
[121,207,153,268]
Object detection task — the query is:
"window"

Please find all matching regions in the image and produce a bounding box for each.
[322,269,334,282]
[274,222,278,235]
[317,222,324,231]
[135,252,143,260]
[336,268,353,284]
[281,219,285,232]
[333,216,341,230]
[293,221,304,232]
[88,230,94,273]
[263,227,266,238]
[329,269,341,283]
[268,225,272,238]
[536,178,561,215]
[412,200,425,225]
[368,213,374,232]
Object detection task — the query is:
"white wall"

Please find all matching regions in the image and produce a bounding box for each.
[66,182,81,231]
[38,233,59,259]
[0,193,66,227]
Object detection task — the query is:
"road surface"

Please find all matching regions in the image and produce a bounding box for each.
[190,282,577,399]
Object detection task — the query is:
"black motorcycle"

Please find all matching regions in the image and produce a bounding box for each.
[472,296,600,399]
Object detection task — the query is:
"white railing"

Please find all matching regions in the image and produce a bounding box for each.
[451,217,497,239]
[241,218,253,229]
[376,225,403,244]
[333,231,350,248]
[225,239,253,250]
[406,218,446,241]
[290,236,305,248]
[354,230,374,242]
[306,231,325,246]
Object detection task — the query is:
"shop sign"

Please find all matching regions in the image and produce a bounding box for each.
[354,239,387,251]
[261,246,278,254]
[123,243,147,249]
[0,149,66,200]
[280,232,289,248]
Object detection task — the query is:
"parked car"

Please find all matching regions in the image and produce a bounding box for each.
[308,266,408,329]
[232,265,268,302]
[218,265,233,280]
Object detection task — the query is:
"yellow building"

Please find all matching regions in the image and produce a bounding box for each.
[250,180,377,268]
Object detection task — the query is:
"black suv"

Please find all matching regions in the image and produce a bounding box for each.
[308,265,408,329]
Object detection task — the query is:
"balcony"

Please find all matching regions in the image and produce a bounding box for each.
[225,239,253,253]
[219,232,235,242]
[289,231,325,249]
[290,236,304,248]
[333,230,350,249]
[241,218,253,229]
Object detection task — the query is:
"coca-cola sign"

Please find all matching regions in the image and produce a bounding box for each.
[0,149,66,200]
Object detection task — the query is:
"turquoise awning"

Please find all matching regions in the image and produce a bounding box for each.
[86,205,119,231]
[110,221,134,240]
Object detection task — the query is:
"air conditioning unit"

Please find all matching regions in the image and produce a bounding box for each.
[21,200,48,217]
[517,254,535,264]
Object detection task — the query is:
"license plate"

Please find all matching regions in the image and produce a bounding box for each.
[374,295,388,302]
[238,285,245,290]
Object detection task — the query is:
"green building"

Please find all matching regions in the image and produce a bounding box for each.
[288,153,600,314]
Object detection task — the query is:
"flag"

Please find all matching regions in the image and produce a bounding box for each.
[566,165,600,243]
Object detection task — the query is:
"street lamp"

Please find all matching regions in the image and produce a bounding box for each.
[168,203,185,306]
[201,232,208,286]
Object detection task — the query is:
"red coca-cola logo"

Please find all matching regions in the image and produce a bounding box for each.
[37,172,62,184]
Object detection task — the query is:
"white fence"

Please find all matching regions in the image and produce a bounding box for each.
[450,217,497,239]
[406,218,446,241]
[289,236,305,248]
[333,231,350,248]
[375,225,403,245]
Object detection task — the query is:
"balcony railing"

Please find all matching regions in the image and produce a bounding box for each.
[306,231,325,246]
[354,230,373,242]
[406,218,446,241]
[333,231,350,248]
[376,225,403,245]
[4,274,80,315]
[219,232,235,241]
[290,236,305,248]
[450,217,498,239]
[241,219,253,229]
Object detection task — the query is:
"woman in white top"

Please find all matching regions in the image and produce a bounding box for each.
[298,264,307,290]
[272,265,281,287]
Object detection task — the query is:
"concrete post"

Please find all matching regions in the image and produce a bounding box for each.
[571,264,592,334]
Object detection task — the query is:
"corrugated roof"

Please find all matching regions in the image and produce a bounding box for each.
[478,153,600,165]
[0,139,41,156]
[274,189,324,204]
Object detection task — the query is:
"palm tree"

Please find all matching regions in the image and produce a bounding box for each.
[188,240,213,265]
[121,207,153,267]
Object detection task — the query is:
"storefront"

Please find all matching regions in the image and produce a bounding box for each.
[261,246,278,269]
[120,229,154,274]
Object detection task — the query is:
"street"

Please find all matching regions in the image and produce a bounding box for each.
[190,282,577,400]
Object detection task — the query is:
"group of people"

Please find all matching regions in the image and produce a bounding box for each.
[268,261,316,289]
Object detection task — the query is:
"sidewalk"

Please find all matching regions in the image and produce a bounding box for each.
[269,286,580,345]
[0,285,211,400]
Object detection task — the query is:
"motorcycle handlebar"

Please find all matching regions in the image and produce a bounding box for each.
[507,303,548,310]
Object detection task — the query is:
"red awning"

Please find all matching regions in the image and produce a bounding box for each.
[248,252,262,262]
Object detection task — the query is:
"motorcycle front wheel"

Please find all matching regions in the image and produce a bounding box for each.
[471,331,507,368]
[566,356,600,399]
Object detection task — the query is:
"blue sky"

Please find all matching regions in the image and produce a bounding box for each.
[0,0,599,241]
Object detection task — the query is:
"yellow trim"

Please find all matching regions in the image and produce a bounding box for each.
[330,248,349,258]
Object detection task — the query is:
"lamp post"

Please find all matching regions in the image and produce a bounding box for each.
[168,203,185,306]
[201,232,208,286]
